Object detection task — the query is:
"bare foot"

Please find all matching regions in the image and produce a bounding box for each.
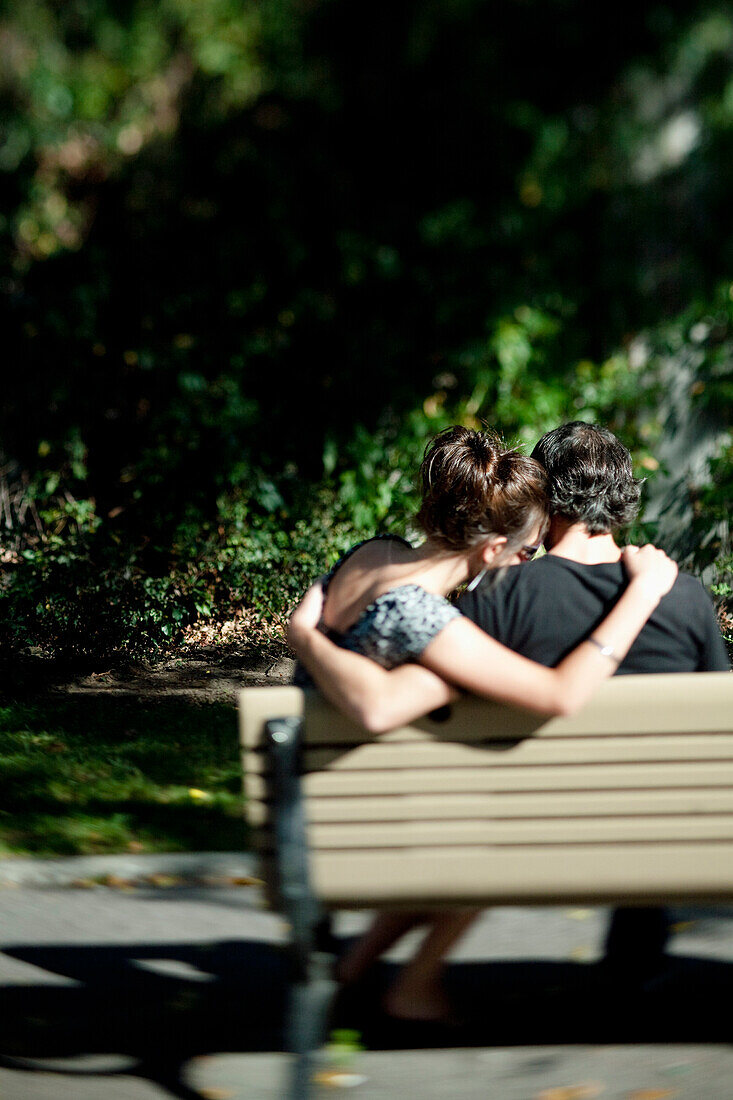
[335,911,426,986]
[383,974,453,1022]
[380,908,478,1022]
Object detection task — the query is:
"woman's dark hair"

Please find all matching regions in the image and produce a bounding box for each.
[530,421,643,534]
[417,426,549,553]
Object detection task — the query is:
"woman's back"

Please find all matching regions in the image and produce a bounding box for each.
[319,536,461,670]
[320,536,418,634]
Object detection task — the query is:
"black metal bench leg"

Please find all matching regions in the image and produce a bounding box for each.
[287,949,335,1098]
[602,905,670,982]
[266,717,335,1100]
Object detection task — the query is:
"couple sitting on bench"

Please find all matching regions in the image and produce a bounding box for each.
[287,421,730,1026]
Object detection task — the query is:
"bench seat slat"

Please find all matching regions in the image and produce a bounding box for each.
[306,842,733,907]
[246,763,733,803]
[293,734,733,772]
[245,787,733,822]
[247,736,733,776]
[246,725,733,751]
[301,814,733,847]
[252,814,733,848]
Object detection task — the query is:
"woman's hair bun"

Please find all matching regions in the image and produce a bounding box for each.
[417,425,548,552]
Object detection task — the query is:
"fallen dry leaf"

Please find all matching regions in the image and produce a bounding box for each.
[146,873,183,888]
[103,874,135,890]
[626,1091,676,1100]
[313,1069,368,1088]
[535,1084,603,1100]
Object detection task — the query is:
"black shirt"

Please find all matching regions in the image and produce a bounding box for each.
[456,554,730,673]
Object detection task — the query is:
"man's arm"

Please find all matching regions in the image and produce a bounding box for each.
[288,583,458,733]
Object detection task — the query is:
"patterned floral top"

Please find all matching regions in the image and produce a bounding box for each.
[295,536,461,683]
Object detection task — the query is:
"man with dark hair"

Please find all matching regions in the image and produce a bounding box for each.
[456,420,730,973]
[457,421,729,676]
[532,420,642,533]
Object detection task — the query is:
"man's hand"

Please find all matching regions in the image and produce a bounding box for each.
[622,544,678,602]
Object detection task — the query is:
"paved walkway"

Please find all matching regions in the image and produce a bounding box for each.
[2,855,733,1098]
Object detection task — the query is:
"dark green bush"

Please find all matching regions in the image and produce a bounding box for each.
[1,1,731,661]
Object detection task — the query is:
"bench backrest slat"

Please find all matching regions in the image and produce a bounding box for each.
[239,672,733,908]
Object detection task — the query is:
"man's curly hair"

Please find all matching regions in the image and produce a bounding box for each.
[530,422,643,535]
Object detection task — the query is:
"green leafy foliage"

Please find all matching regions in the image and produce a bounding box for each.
[2,540,216,657]
[0,1,731,658]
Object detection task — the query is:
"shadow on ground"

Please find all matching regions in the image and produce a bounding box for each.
[2,938,733,1097]
[0,653,294,704]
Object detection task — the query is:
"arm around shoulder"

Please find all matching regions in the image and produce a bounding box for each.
[420,549,679,716]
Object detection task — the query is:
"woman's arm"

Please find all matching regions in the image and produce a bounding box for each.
[289,544,677,730]
[420,545,678,716]
[288,582,458,732]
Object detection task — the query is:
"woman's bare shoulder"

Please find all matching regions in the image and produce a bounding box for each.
[327,535,412,581]
[322,535,413,631]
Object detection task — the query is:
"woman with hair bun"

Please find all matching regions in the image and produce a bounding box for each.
[288,425,677,1023]
[292,426,675,725]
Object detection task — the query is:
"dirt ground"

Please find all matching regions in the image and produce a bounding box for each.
[66,654,296,704]
[2,651,296,705]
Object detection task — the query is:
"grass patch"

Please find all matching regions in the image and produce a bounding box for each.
[0,695,246,856]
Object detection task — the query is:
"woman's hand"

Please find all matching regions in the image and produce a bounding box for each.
[622,544,678,602]
[287,579,327,652]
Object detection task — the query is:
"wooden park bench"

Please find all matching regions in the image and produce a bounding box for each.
[239,671,733,1098]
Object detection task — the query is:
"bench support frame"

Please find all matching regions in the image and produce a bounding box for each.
[266,717,334,1100]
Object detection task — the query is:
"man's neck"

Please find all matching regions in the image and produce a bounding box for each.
[545,520,621,565]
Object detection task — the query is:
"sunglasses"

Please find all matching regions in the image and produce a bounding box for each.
[517,543,542,562]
